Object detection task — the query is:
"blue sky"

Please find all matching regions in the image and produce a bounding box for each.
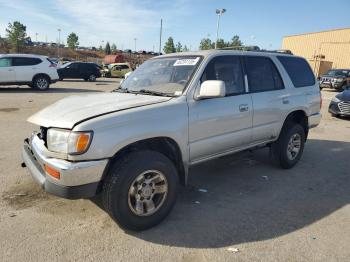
[0,0,349,51]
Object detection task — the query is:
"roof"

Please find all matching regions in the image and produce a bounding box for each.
[0,53,48,58]
[153,49,293,59]
[284,27,350,38]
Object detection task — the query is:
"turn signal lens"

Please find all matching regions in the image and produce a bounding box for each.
[76,134,90,153]
[68,132,93,154]
[44,164,60,180]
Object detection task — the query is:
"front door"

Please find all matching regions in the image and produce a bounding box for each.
[0,57,15,83]
[188,55,253,163]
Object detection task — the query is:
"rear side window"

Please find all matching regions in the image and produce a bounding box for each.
[13,57,42,66]
[277,56,315,87]
[245,56,284,92]
[120,65,130,69]
[201,55,244,96]
[0,58,12,67]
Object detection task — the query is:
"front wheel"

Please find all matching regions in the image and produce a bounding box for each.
[272,123,305,169]
[33,75,50,91]
[88,74,96,82]
[102,150,178,231]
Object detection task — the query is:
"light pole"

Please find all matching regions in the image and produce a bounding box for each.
[57,29,61,58]
[35,33,38,42]
[215,8,226,49]
[159,18,163,54]
[134,38,137,52]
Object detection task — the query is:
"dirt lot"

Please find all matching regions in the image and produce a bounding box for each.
[0,79,349,262]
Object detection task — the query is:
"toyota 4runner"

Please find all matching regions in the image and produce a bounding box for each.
[22,50,321,230]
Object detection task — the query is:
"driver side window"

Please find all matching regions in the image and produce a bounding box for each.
[201,56,244,96]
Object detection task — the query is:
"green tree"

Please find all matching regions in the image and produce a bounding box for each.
[111,43,117,53]
[6,21,27,52]
[182,45,189,52]
[98,45,103,52]
[175,42,183,52]
[230,35,243,47]
[216,38,227,48]
[163,37,176,54]
[67,32,79,49]
[105,42,111,55]
[199,38,213,50]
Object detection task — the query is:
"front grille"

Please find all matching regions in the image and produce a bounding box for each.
[338,101,350,114]
[39,126,48,146]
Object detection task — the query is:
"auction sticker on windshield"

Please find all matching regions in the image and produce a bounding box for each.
[174,57,200,66]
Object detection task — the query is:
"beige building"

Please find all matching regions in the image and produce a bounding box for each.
[282,28,350,76]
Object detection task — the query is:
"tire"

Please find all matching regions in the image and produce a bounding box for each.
[59,78,63,81]
[84,78,88,81]
[33,75,50,91]
[272,122,305,169]
[88,74,96,82]
[102,150,178,231]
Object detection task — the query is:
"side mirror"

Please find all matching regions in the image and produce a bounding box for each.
[196,80,226,99]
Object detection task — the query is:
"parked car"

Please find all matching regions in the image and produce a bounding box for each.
[22,50,321,231]
[0,54,59,90]
[57,62,101,81]
[319,69,350,91]
[328,86,350,117]
[108,63,132,78]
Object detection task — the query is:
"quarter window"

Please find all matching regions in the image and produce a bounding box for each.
[201,56,244,96]
[245,56,284,92]
[277,56,315,87]
[0,58,12,67]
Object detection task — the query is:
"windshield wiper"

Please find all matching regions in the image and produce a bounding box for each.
[138,89,175,97]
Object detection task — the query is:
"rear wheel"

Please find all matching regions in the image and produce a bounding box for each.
[102,150,178,231]
[33,75,50,91]
[272,122,305,169]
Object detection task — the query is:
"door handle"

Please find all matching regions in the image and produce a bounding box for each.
[8,69,14,71]
[239,104,249,112]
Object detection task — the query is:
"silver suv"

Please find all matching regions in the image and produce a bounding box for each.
[22,50,321,230]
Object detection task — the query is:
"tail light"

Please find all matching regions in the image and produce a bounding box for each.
[49,63,57,68]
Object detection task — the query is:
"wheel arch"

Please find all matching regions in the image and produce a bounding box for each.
[103,137,187,186]
[279,110,309,141]
[32,73,51,82]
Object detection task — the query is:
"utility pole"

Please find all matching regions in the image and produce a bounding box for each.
[159,19,163,54]
[215,8,226,49]
[35,33,38,42]
[57,29,61,58]
[134,38,137,52]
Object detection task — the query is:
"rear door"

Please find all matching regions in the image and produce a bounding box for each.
[188,55,253,162]
[13,57,42,82]
[244,56,287,143]
[0,57,15,82]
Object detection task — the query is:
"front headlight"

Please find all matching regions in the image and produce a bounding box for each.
[47,128,93,154]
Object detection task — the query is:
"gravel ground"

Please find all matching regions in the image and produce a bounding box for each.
[0,79,349,262]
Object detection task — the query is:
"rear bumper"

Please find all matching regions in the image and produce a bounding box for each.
[308,112,321,128]
[21,133,108,199]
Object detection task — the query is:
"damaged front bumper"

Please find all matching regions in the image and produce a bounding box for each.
[21,133,109,199]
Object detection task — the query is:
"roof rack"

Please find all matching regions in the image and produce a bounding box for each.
[218,46,293,55]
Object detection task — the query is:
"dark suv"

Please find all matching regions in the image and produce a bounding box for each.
[319,69,350,91]
[57,62,101,82]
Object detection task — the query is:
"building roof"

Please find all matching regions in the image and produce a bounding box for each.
[284,27,350,38]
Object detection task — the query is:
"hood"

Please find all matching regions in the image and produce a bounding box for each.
[28,92,171,129]
[336,89,350,102]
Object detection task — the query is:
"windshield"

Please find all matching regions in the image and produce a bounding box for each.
[326,70,349,77]
[61,62,72,68]
[119,56,201,96]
